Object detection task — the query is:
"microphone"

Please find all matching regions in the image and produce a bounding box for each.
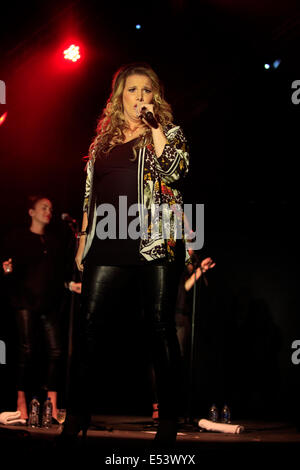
[61,213,77,224]
[140,106,159,129]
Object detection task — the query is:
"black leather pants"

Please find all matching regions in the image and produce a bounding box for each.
[15,309,62,391]
[71,263,182,420]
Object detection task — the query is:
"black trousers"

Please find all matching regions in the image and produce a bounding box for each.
[15,308,62,391]
[70,263,182,420]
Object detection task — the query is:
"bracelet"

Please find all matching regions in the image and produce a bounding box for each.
[77,231,87,238]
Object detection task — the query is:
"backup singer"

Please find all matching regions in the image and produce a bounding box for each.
[2,196,64,420]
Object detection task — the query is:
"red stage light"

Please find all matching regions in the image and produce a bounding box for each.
[63,44,81,62]
[0,112,7,126]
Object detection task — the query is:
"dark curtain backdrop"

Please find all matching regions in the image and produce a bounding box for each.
[1,0,299,420]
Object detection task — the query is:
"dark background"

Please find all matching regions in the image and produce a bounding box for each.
[0,0,299,420]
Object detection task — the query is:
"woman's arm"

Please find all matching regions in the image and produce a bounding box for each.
[151,125,168,157]
[75,211,88,272]
[184,257,216,291]
[152,125,189,184]
[75,157,94,272]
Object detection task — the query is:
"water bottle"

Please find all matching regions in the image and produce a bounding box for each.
[28,397,40,427]
[221,404,231,423]
[208,404,218,422]
[42,397,52,428]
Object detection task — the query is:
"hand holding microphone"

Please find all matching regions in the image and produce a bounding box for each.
[61,213,77,224]
[136,104,159,129]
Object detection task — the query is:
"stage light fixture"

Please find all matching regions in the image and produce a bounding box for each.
[63,44,81,62]
[136,24,141,30]
[273,59,281,69]
[0,112,7,126]
[264,59,281,71]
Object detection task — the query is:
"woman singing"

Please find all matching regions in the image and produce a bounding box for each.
[63,63,190,445]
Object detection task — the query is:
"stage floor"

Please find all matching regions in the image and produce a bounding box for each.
[1,415,299,464]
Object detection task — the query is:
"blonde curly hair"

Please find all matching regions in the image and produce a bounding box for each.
[88,63,173,161]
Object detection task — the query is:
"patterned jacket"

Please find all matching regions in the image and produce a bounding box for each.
[82,124,190,264]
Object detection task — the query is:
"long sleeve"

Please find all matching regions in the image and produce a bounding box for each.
[153,125,189,184]
[83,159,93,213]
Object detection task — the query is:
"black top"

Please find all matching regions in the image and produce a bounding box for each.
[87,139,144,266]
[3,228,64,313]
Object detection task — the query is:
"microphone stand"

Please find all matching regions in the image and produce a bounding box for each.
[64,219,79,405]
[182,263,207,430]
